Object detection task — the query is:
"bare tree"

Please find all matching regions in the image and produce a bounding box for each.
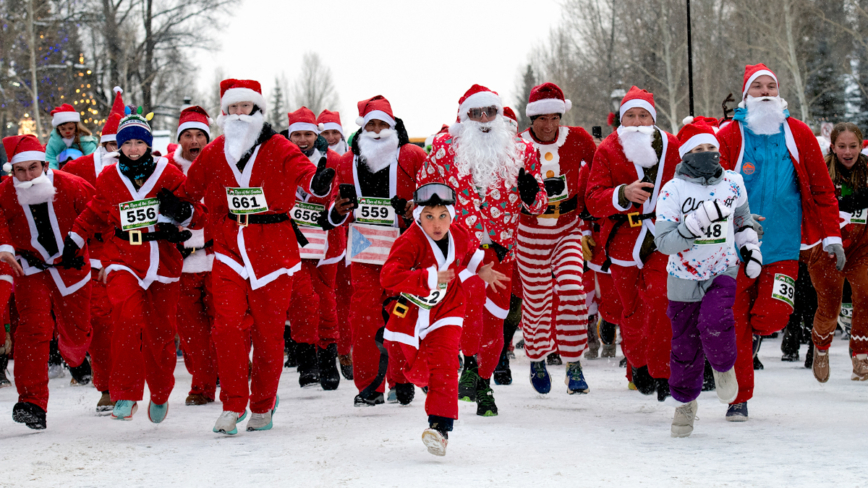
[291,52,340,115]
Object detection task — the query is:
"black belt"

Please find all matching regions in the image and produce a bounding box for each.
[227,212,309,247]
[521,195,578,216]
[115,228,168,244]
[600,211,655,272]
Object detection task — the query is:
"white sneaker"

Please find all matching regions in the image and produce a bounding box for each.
[422,428,448,456]
[671,400,698,438]
[47,364,65,379]
[712,367,738,404]
[213,410,246,435]
[246,411,273,431]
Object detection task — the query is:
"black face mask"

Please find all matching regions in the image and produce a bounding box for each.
[681,151,722,180]
[118,148,156,181]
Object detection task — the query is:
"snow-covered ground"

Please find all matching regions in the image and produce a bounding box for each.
[2,335,866,488]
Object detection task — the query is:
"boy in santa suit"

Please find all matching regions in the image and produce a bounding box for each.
[418,84,547,416]
[68,107,206,423]
[655,120,761,437]
[0,134,95,430]
[586,86,679,401]
[163,105,221,406]
[325,95,427,407]
[283,107,345,390]
[177,79,335,434]
[62,86,124,414]
[716,64,842,421]
[317,109,354,379]
[517,82,596,395]
[382,183,506,456]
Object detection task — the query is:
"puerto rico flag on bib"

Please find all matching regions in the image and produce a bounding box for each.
[347,223,399,265]
[298,227,327,260]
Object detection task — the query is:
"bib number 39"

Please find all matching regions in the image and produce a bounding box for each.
[227,187,268,215]
[119,198,159,231]
[851,208,868,225]
[771,273,796,308]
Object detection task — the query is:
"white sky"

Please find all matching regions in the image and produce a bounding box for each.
[196,0,561,136]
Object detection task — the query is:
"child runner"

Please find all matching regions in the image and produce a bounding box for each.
[46,104,98,169]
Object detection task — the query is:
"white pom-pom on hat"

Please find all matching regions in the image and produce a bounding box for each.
[2,163,11,173]
[113,86,123,95]
[565,99,572,112]
[356,116,365,127]
[318,123,325,131]
[449,122,463,137]
[682,115,694,125]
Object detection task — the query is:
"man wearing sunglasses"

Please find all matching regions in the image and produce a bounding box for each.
[417,84,547,417]
[517,82,597,395]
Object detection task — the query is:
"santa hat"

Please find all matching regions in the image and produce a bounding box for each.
[2,135,46,173]
[177,105,212,141]
[682,115,721,133]
[676,121,719,158]
[449,85,503,136]
[356,96,395,129]
[288,107,323,135]
[742,63,778,99]
[219,79,267,114]
[526,82,571,118]
[503,106,518,123]
[51,104,81,127]
[317,110,343,136]
[619,86,656,123]
[100,87,126,143]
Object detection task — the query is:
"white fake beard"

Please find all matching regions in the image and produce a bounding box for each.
[454,117,520,191]
[744,96,787,135]
[219,111,264,162]
[358,129,399,173]
[14,173,56,205]
[617,125,658,168]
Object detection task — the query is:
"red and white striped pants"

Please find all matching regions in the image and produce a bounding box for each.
[516,214,587,362]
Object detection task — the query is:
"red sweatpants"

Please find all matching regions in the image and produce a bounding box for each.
[336,262,353,356]
[177,272,218,400]
[388,325,462,420]
[461,248,513,380]
[0,278,12,348]
[107,272,178,404]
[732,260,798,404]
[610,251,671,379]
[14,272,92,411]
[350,262,396,394]
[288,260,338,349]
[88,270,113,392]
[595,270,623,326]
[211,261,291,414]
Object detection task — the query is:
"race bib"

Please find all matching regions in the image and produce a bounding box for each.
[545,175,569,202]
[851,208,868,225]
[694,220,729,245]
[354,197,396,226]
[119,198,159,231]
[226,187,268,215]
[402,283,448,310]
[771,274,796,307]
[291,202,325,228]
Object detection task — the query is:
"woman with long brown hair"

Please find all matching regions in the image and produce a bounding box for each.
[808,122,868,383]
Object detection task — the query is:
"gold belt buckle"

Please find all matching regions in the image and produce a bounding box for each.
[393,302,409,318]
[541,201,561,219]
[237,213,249,228]
[129,230,142,245]
[627,212,642,228]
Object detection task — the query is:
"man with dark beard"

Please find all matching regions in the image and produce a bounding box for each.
[717,64,842,421]
[178,79,335,435]
[586,86,679,401]
[418,85,547,417]
[326,95,427,407]
[0,135,95,430]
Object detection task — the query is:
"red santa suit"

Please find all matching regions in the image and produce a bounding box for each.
[178,116,323,415]
[0,164,94,413]
[418,109,547,381]
[63,145,116,395]
[330,135,427,395]
[71,154,206,405]
[383,219,486,421]
[517,115,595,363]
[585,87,679,381]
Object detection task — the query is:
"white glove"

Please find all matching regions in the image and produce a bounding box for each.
[741,243,763,279]
[685,200,732,237]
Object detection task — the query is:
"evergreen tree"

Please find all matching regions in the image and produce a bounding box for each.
[268,78,287,130]
[803,0,847,125]
[515,64,536,131]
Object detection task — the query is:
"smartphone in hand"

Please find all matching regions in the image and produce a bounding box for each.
[339,184,359,208]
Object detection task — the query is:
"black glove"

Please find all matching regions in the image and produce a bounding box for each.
[490,242,509,262]
[61,236,85,270]
[391,196,408,216]
[517,168,540,206]
[156,223,192,244]
[317,210,336,231]
[157,188,193,223]
[543,178,566,197]
[310,157,335,197]
[315,134,329,155]
[176,244,194,260]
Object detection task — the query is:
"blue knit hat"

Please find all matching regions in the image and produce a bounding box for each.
[117,106,153,147]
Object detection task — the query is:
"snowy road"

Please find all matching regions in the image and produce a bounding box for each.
[2,336,866,487]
